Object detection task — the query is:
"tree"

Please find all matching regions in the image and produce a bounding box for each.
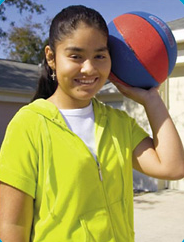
[0,0,45,37]
[5,17,49,64]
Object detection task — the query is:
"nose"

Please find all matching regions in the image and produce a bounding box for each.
[81,59,97,75]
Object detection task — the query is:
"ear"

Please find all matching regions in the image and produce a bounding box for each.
[45,45,56,70]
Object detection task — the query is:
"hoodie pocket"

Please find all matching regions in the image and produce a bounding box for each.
[80,208,115,242]
[110,200,135,241]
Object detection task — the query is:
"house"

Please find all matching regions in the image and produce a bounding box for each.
[0,59,40,144]
[0,18,184,191]
[166,18,184,190]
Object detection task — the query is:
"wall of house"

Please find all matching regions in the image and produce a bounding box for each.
[0,87,34,146]
[166,31,184,190]
[0,101,24,145]
[167,46,184,190]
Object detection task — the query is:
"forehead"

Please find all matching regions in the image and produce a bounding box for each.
[56,23,108,51]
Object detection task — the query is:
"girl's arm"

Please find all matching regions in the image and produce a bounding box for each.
[0,182,33,242]
[112,82,184,180]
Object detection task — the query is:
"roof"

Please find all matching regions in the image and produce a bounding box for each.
[0,58,117,95]
[98,81,118,94]
[0,59,40,93]
[167,18,184,30]
[0,16,183,95]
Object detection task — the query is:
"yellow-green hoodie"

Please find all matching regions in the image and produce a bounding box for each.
[0,98,148,242]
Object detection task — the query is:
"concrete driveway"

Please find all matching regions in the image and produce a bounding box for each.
[134,189,184,242]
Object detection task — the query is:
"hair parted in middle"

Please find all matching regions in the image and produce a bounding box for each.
[32,5,109,101]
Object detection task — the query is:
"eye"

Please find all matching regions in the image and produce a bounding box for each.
[70,54,82,59]
[95,54,106,59]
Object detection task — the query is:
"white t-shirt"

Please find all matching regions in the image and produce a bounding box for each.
[59,102,96,159]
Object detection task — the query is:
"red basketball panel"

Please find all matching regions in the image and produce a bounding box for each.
[114,14,169,83]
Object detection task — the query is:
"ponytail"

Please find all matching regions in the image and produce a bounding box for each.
[31,56,57,101]
[32,5,108,102]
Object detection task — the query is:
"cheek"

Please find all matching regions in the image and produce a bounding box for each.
[56,61,80,76]
[101,61,111,76]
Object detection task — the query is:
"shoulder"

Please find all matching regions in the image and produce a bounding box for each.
[6,99,50,138]
[9,106,40,130]
[93,98,133,121]
[9,98,54,125]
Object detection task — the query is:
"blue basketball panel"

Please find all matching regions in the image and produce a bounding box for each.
[108,22,159,89]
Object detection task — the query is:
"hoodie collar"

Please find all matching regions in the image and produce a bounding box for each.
[26,98,65,122]
[25,98,108,130]
[27,98,107,119]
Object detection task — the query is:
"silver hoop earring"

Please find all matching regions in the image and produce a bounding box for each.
[51,70,56,81]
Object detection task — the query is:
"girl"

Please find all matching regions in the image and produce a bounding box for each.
[0,5,184,242]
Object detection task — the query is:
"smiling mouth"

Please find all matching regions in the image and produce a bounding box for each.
[74,77,98,84]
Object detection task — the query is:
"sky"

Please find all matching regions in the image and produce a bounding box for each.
[0,0,184,59]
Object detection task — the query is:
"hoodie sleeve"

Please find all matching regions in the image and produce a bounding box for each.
[0,110,38,198]
[131,116,149,151]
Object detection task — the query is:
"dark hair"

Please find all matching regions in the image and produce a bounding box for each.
[32,5,108,101]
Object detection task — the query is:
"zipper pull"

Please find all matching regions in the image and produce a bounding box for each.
[97,161,103,181]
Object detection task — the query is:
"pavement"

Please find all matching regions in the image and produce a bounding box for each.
[134,189,184,242]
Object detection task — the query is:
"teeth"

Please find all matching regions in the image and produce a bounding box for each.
[75,79,96,84]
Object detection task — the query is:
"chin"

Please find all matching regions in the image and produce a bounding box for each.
[75,92,96,100]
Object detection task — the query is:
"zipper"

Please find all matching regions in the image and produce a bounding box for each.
[52,116,117,241]
[97,160,103,181]
[95,116,118,241]
[52,117,103,182]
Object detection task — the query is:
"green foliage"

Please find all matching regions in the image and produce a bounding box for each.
[0,0,49,64]
[0,0,45,37]
[6,17,49,64]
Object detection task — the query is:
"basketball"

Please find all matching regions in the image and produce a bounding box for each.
[108,11,177,89]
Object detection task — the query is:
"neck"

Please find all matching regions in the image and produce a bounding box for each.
[47,89,91,109]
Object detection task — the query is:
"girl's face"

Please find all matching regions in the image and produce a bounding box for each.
[46,23,111,109]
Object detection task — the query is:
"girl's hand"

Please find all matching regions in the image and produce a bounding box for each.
[111,79,160,107]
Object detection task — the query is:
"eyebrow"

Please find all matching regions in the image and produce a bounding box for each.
[64,46,109,52]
